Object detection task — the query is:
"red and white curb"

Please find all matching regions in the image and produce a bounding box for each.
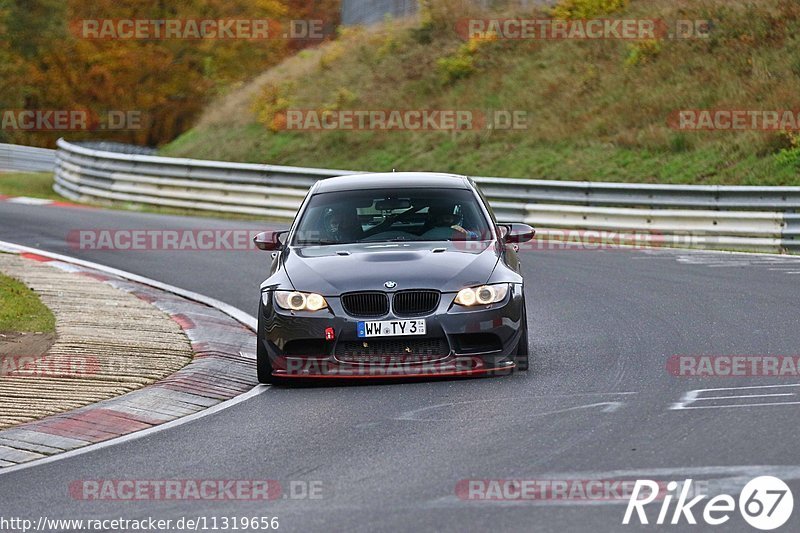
[0,241,260,472]
[0,195,94,209]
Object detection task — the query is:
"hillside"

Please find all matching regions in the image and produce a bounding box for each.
[162,0,800,185]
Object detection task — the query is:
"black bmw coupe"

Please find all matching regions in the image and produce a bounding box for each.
[254,172,534,381]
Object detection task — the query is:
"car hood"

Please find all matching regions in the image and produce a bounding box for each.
[283,241,500,295]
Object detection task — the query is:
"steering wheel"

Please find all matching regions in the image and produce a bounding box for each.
[362,205,424,239]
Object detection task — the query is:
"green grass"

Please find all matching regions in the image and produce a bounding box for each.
[163,129,800,185]
[0,268,55,333]
[0,172,63,200]
[161,0,800,185]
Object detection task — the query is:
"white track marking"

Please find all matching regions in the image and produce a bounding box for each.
[396,393,635,421]
[0,239,265,476]
[638,247,800,277]
[673,402,800,410]
[697,393,794,401]
[5,197,54,205]
[671,384,800,411]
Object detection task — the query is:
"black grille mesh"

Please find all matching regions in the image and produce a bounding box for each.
[341,292,389,318]
[335,338,449,362]
[392,290,440,316]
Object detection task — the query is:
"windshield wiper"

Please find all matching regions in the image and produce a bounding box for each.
[365,237,417,243]
[295,239,341,246]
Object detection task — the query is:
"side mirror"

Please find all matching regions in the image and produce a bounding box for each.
[501,223,535,244]
[254,230,288,251]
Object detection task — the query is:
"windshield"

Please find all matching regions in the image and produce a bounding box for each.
[292,188,492,245]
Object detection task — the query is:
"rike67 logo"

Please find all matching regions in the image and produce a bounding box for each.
[623,476,793,530]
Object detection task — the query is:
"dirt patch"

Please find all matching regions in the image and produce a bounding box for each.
[0,332,55,357]
[0,332,56,376]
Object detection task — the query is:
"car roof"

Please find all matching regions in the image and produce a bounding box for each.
[313,172,471,193]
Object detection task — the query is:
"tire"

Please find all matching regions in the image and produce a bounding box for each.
[257,341,274,383]
[514,298,529,371]
[256,302,274,384]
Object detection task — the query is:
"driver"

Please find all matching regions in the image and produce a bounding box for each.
[422,203,478,240]
[323,207,363,243]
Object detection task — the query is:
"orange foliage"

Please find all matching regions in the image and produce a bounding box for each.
[0,0,340,147]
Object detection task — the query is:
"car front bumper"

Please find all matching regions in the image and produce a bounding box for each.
[258,284,525,379]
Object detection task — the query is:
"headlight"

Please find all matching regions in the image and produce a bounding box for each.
[454,283,509,306]
[274,291,328,311]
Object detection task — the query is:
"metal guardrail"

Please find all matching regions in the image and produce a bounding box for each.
[48,138,800,253]
[341,0,418,26]
[74,141,158,156]
[0,143,56,173]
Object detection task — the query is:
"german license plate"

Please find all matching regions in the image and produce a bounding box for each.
[357,319,426,338]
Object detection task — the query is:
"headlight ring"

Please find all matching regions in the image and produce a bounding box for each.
[275,290,329,312]
[454,283,509,307]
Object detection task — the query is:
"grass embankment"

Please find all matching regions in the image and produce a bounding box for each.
[0,269,55,333]
[162,0,800,185]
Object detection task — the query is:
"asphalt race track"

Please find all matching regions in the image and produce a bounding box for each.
[2,201,800,532]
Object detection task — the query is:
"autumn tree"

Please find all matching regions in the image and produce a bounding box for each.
[1,0,339,147]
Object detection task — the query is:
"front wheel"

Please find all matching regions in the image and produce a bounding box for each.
[514,298,529,371]
[257,344,274,383]
[256,302,274,384]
